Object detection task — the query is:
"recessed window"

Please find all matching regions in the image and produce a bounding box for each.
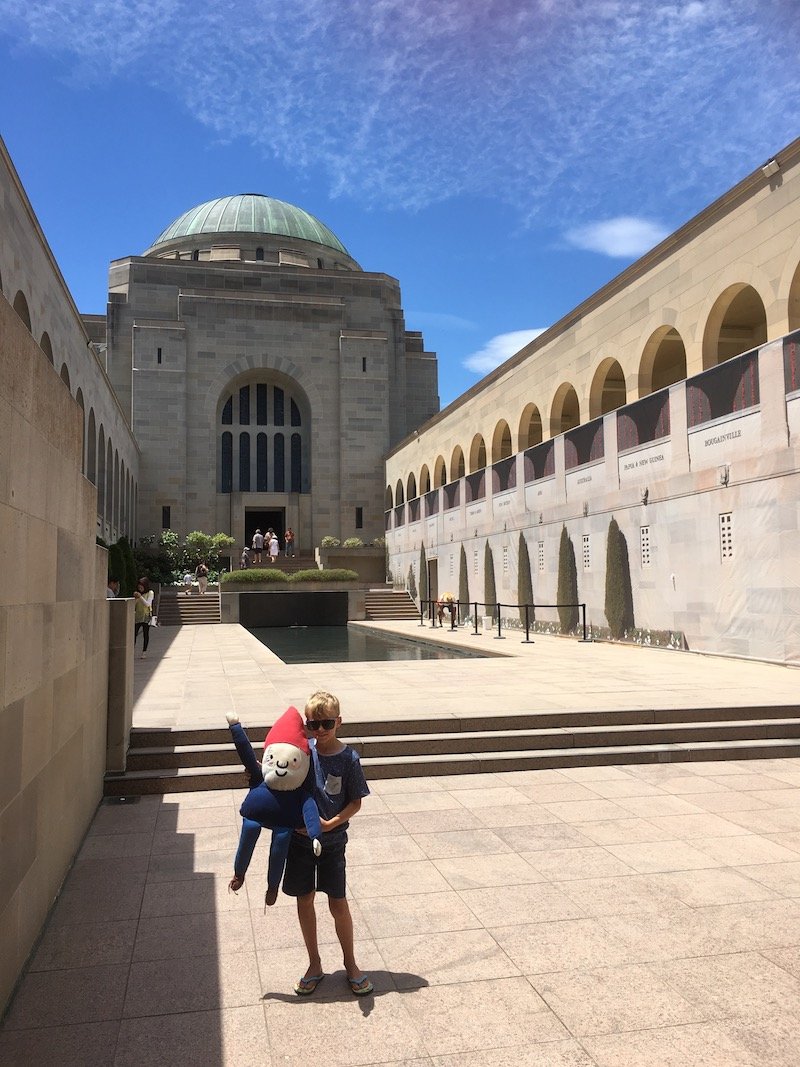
[719,513,733,560]
[640,526,651,567]
[449,554,454,577]
[502,546,509,573]
[537,541,545,572]
[582,534,591,571]
[192,249,200,261]
[355,507,363,529]
[362,357,367,373]
[255,247,264,261]
[162,506,171,529]
[473,550,479,575]
[157,347,162,365]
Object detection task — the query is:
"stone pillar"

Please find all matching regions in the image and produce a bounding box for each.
[106,597,134,773]
[668,382,690,474]
[759,339,790,452]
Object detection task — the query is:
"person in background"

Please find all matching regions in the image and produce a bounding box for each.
[195,560,209,594]
[284,527,295,557]
[106,576,120,599]
[252,528,264,564]
[241,546,251,569]
[183,570,194,595]
[269,530,280,563]
[134,578,154,658]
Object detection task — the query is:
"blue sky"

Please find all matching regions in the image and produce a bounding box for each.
[1,0,798,407]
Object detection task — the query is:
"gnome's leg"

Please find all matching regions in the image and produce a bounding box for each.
[233,818,262,879]
[267,827,293,892]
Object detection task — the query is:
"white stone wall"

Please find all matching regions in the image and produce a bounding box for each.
[386,140,800,666]
[0,139,139,543]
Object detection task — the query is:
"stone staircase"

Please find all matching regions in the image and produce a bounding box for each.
[365,589,421,621]
[156,589,221,626]
[105,703,800,795]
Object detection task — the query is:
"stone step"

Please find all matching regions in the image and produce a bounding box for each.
[127,705,800,749]
[104,735,800,795]
[122,717,800,771]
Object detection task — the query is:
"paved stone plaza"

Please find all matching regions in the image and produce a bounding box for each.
[3,626,800,1065]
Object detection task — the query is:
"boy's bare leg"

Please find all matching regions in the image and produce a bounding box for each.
[297,892,323,978]
[328,896,361,979]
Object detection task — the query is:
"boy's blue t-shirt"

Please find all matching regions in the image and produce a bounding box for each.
[309,739,370,839]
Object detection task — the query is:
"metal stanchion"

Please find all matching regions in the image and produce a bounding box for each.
[578,602,591,642]
[521,603,534,643]
[471,602,480,636]
[494,602,505,640]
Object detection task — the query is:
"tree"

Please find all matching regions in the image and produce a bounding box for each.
[556,525,579,633]
[605,517,635,639]
[419,543,428,616]
[107,541,126,591]
[517,532,534,626]
[458,545,470,617]
[484,542,497,620]
[407,563,417,601]
[117,536,137,596]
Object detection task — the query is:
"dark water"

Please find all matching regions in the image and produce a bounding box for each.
[248,625,487,664]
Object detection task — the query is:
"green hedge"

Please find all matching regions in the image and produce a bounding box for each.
[289,568,358,582]
[220,568,358,585]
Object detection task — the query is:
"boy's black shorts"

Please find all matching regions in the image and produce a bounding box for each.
[282,831,348,899]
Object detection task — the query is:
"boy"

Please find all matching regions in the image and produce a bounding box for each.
[284,691,373,997]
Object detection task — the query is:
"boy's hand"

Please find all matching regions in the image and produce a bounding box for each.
[319,817,338,833]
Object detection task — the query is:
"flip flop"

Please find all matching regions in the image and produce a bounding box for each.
[348,974,374,996]
[294,973,325,996]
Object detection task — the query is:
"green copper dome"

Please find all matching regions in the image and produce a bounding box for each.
[146,194,350,255]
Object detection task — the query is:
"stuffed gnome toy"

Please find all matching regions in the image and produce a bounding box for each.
[226,707,322,905]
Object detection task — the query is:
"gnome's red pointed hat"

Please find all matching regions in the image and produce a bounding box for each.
[264,706,310,755]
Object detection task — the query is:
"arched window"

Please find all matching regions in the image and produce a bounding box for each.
[113,451,120,532]
[13,291,31,332]
[291,433,302,492]
[491,421,512,462]
[468,435,486,473]
[590,359,627,418]
[87,409,97,485]
[192,249,200,261]
[217,378,309,493]
[257,433,268,491]
[702,284,768,369]
[60,363,71,390]
[407,472,417,500]
[274,433,285,491]
[433,456,447,487]
[256,247,264,261]
[97,427,106,522]
[451,446,465,481]
[519,405,542,449]
[419,465,430,495]
[395,479,405,505]
[106,440,113,528]
[76,389,85,473]
[239,432,251,491]
[40,331,54,365]
[221,432,233,492]
[550,384,580,436]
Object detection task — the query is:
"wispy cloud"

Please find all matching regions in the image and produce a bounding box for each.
[564,216,669,258]
[1,1,798,225]
[407,311,478,331]
[464,330,547,375]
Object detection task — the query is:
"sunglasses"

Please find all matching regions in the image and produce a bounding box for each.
[305,718,337,731]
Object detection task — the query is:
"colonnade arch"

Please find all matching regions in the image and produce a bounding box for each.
[385,486,393,510]
[468,434,486,473]
[13,290,31,331]
[702,284,767,370]
[550,383,580,437]
[40,331,54,365]
[589,359,627,418]
[789,261,800,331]
[419,465,430,494]
[395,480,404,506]
[518,405,542,450]
[60,363,70,390]
[433,455,447,487]
[639,326,687,396]
[451,446,465,481]
[406,472,417,500]
[491,420,512,462]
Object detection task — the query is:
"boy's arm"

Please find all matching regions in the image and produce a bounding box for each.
[319,797,362,833]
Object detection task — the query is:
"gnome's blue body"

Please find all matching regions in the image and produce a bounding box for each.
[228,710,322,893]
